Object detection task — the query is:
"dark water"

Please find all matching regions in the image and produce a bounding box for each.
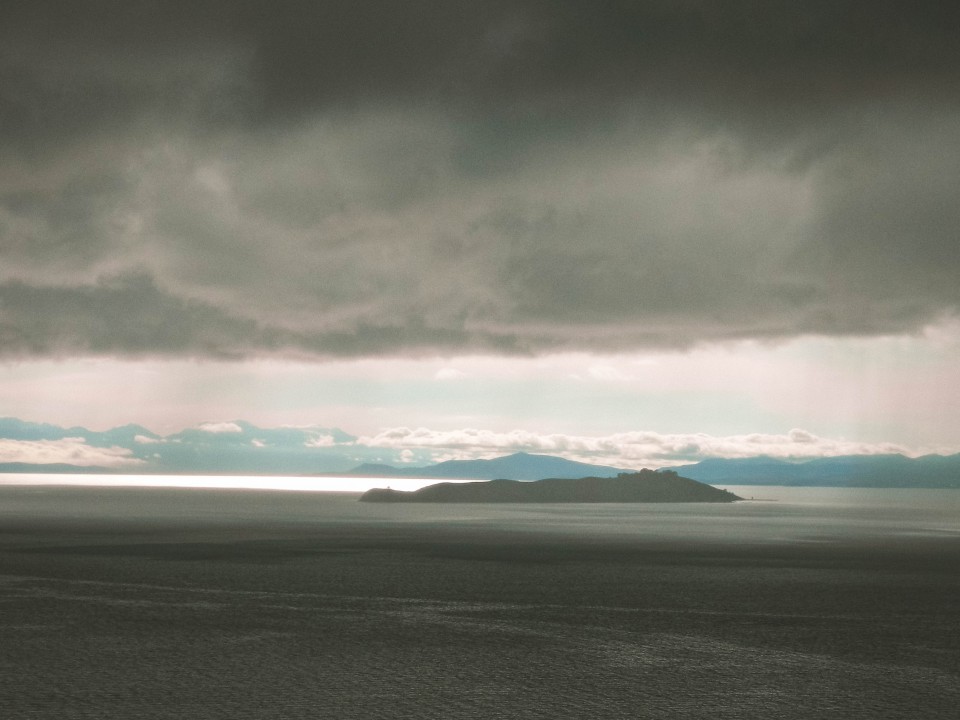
[1,485,958,718]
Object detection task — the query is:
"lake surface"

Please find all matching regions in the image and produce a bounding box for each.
[1,480,958,718]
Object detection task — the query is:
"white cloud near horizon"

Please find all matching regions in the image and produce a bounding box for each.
[357,426,915,469]
[0,438,143,468]
[197,421,244,434]
[303,434,337,448]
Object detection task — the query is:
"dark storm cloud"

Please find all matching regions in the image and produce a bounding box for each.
[0,272,537,358]
[2,1,959,359]
[0,273,272,358]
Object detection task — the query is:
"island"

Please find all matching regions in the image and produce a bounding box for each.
[359,470,741,503]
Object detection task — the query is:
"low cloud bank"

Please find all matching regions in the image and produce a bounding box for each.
[0,438,143,468]
[0,417,928,474]
[358,427,912,469]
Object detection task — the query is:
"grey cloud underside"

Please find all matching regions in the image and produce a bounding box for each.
[0,274,527,358]
[2,1,959,359]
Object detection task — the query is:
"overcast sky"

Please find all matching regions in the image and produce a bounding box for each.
[2,1,958,467]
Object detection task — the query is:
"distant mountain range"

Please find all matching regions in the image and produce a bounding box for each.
[360,470,741,503]
[346,452,629,481]
[671,454,960,489]
[1,416,958,488]
[0,417,363,475]
[348,452,960,488]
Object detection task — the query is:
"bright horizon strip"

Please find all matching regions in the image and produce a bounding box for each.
[0,474,475,493]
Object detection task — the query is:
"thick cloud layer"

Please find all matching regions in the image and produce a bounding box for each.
[3,1,959,358]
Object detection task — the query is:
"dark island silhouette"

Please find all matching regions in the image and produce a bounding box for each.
[360,469,741,503]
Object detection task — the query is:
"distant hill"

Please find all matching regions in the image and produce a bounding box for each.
[671,453,960,488]
[347,452,631,481]
[360,470,741,503]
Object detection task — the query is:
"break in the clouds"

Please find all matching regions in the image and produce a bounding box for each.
[3,1,960,359]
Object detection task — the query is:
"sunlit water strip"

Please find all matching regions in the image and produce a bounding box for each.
[0,473,472,493]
